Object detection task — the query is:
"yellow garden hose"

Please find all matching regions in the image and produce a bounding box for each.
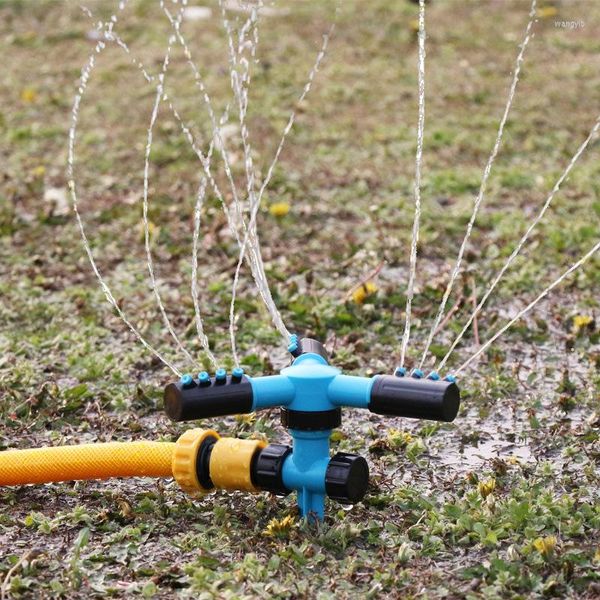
[0,441,175,486]
[0,429,267,496]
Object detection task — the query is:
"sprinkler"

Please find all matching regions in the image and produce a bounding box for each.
[164,336,461,520]
[0,337,459,523]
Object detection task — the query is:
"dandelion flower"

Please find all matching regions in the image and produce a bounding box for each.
[263,515,296,538]
[533,535,557,557]
[478,478,496,498]
[269,202,290,217]
[352,282,378,304]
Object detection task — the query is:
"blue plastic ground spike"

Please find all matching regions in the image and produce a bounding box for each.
[164,337,461,521]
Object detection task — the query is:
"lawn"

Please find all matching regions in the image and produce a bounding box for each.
[0,0,599,598]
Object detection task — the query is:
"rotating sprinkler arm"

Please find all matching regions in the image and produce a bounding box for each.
[164,336,461,521]
[165,339,459,423]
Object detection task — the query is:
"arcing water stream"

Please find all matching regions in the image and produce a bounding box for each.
[69,1,598,380]
[418,0,539,371]
[399,0,426,371]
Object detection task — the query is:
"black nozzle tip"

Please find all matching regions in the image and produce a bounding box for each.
[438,381,460,422]
[163,375,254,422]
[164,383,185,421]
[369,375,461,422]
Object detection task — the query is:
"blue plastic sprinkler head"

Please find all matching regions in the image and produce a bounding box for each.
[164,337,461,521]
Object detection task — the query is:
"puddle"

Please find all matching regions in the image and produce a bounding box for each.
[431,436,533,471]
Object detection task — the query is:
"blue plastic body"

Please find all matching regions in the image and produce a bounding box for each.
[171,335,459,521]
[248,353,375,520]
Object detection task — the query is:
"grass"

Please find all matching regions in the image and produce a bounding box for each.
[0,0,599,597]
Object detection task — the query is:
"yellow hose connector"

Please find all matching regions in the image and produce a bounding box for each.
[209,437,266,493]
[171,428,220,495]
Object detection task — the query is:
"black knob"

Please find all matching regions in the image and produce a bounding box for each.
[369,375,460,422]
[325,452,369,504]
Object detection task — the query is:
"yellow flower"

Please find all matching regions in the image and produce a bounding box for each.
[533,535,557,557]
[21,88,37,103]
[31,165,46,178]
[269,202,290,217]
[478,478,496,498]
[263,515,296,538]
[234,413,256,427]
[352,282,378,304]
[571,315,594,335]
[387,428,413,449]
[537,6,558,19]
[330,430,347,443]
[409,19,420,33]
